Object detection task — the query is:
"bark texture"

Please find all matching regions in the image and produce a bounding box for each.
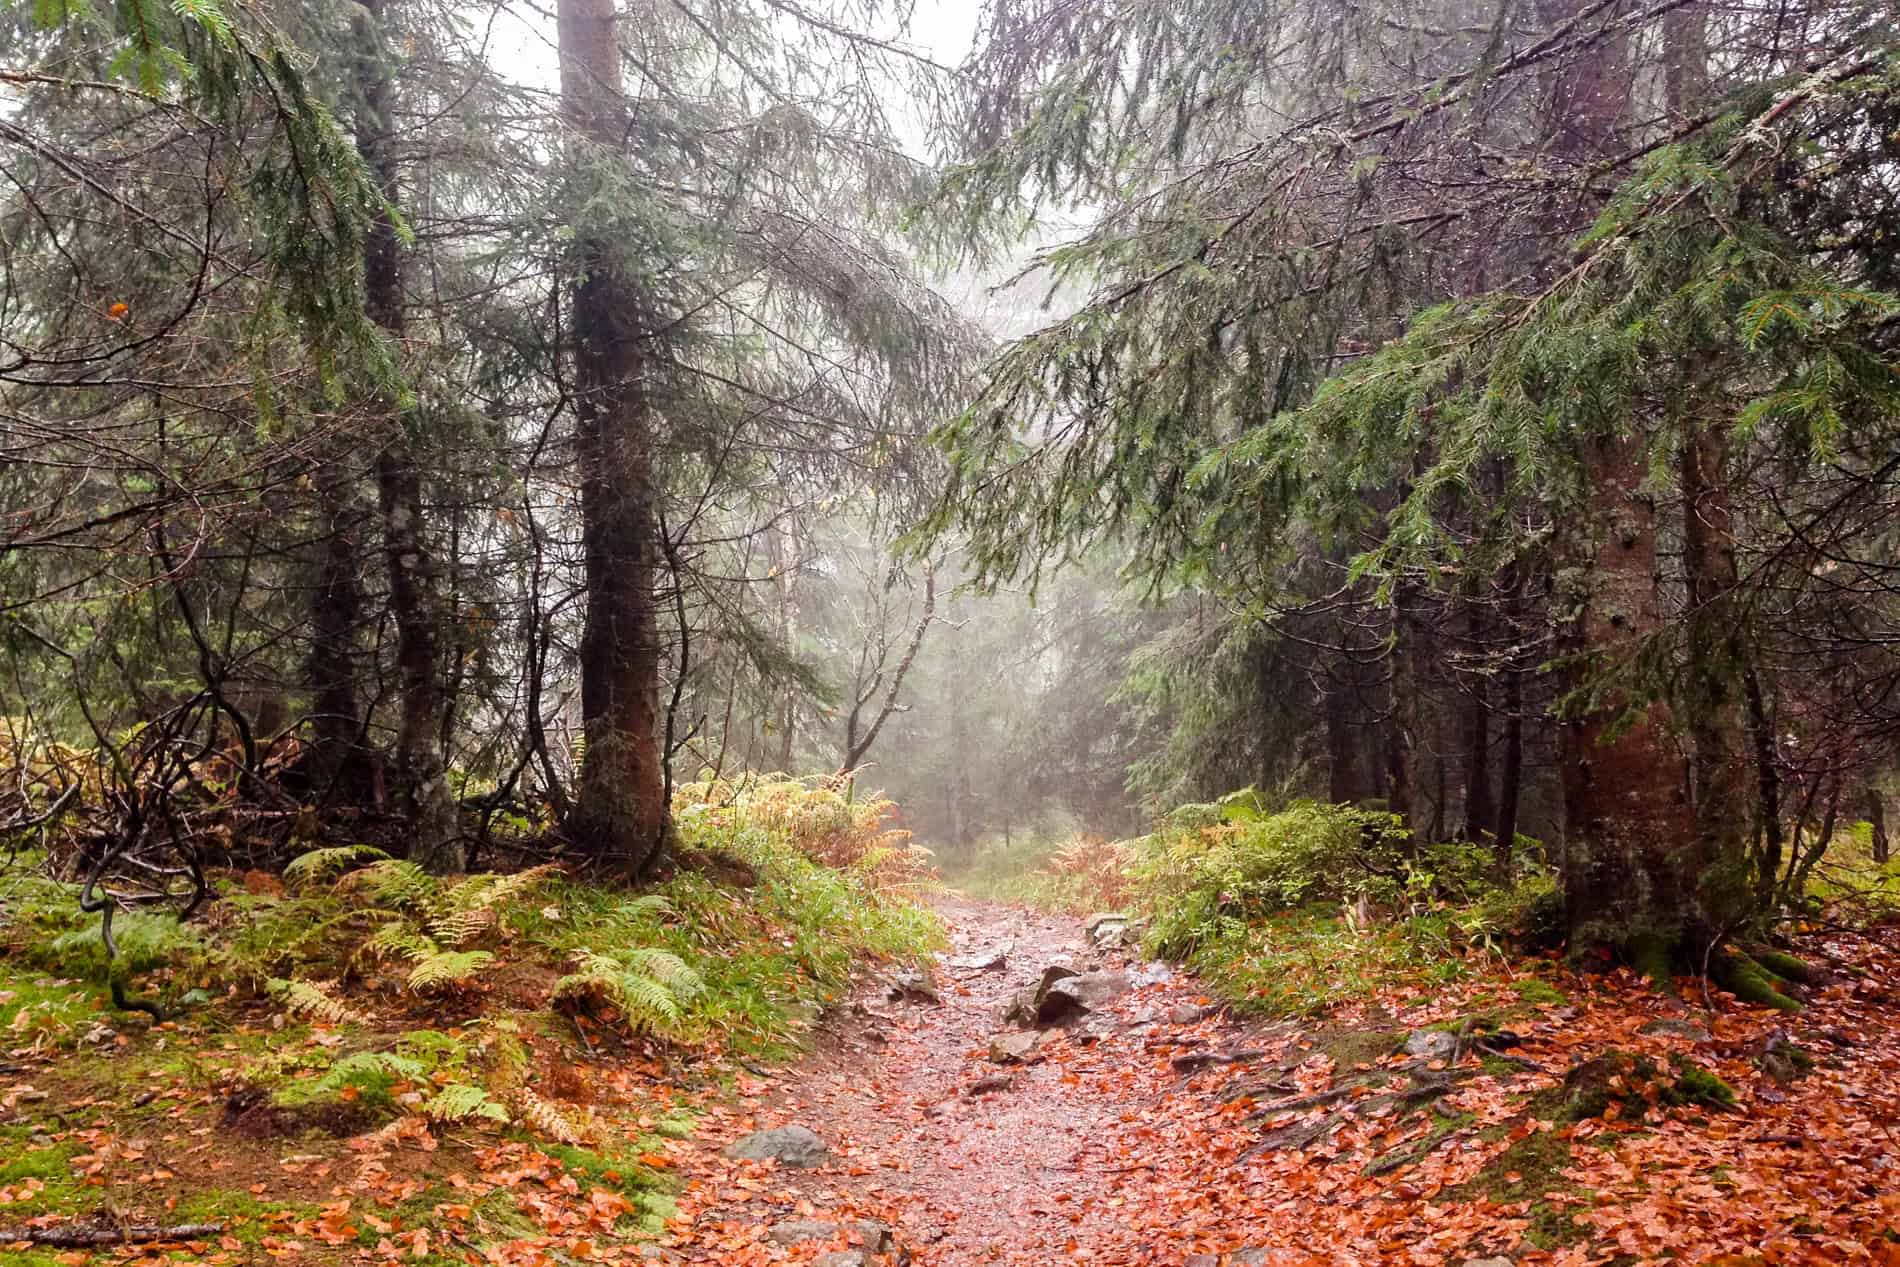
[560,0,669,872]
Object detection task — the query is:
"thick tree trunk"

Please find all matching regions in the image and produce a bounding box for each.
[357,0,461,872]
[1540,0,1698,953]
[1559,428,1693,950]
[560,0,669,871]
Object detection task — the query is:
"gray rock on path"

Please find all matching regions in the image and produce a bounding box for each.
[886,968,940,1003]
[767,1219,895,1258]
[813,1253,868,1267]
[766,1220,838,1246]
[988,1030,1052,1063]
[945,944,1011,973]
[1084,911,1135,949]
[858,1221,895,1255]
[1403,1029,1458,1061]
[1461,1258,1516,1267]
[1000,963,1079,1025]
[723,1124,830,1169]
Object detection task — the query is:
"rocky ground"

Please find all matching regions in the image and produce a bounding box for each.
[661,898,1900,1267]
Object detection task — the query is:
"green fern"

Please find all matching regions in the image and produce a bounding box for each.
[551,948,701,1037]
[284,844,392,890]
[407,949,494,992]
[357,920,436,966]
[319,1050,425,1089]
[443,864,559,915]
[423,1082,509,1124]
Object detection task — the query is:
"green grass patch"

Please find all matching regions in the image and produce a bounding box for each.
[1164,907,1470,1016]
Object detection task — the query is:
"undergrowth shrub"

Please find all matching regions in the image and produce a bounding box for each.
[950,833,1135,914]
[673,774,932,892]
[1137,800,1409,958]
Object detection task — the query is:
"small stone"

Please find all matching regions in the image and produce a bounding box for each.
[724,1125,830,1168]
[988,1031,1041,1064]
[858,1220,895,1254]
[1462,1258,1516,1267]
[946,944,1010,973]
[1169,1004,1207,1025]
[966,1073,1014,1096]
[886,968,939,1003]
[1130,959,1171,986]
[766,1220,838,1246]
[1403,1029,1458,1061]
[814,1253,868,1267]
[1639,1018,1712,1043]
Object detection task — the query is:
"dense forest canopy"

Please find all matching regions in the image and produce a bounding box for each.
[3,0,1898,975]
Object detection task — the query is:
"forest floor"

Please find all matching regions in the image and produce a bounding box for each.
[664,897,1900,1267]
[4,895,1899,1267]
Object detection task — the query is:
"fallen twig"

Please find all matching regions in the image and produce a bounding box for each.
[0,1222,224,1248]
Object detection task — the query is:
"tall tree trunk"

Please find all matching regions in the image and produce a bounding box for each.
[308,472,375,803]
[356,0,461,872]
[560,0,668,872]
[1670,2,1751,950]
[1679,420,1751,939]
[766,520,798,771]
[1559,427,1693,949]
[1542,0,1693,953]
[1496,663,1523,862]
[1461,602,1494,844]
[1382,594,1414,830]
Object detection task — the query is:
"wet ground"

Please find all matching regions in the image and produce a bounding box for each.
[665,896,1284,1266]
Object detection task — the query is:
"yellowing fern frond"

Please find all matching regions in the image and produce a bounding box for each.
[267,977,366,1026]
[285,844,392,889]
[406,949,494,992]
[514,1087,588,1144]
[338,859,436,909]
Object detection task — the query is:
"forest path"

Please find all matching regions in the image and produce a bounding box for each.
[663,896,1297,1267]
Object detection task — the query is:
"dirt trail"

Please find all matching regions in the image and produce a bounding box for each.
[667,897,1293,1266]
